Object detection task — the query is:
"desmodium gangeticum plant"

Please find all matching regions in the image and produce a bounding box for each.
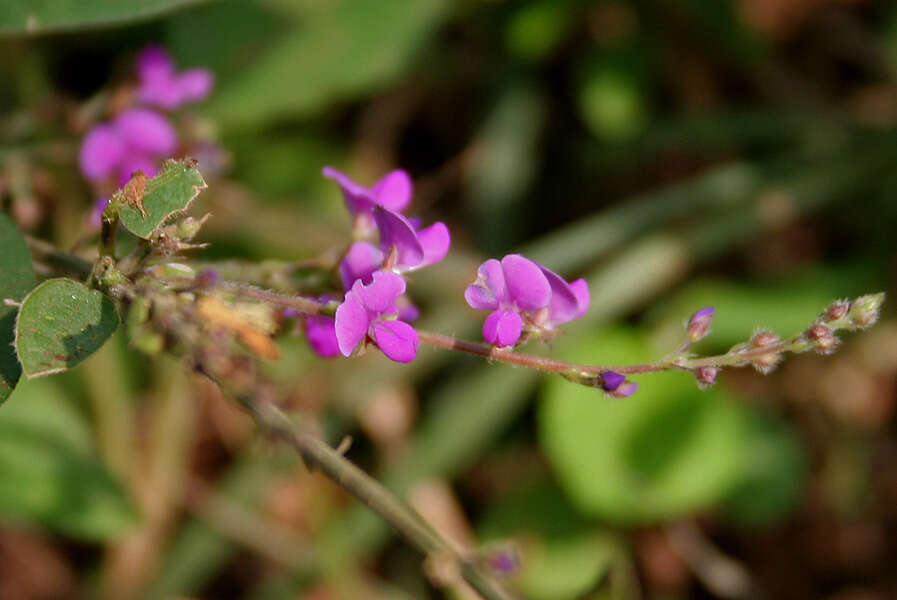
[0,158,884,599]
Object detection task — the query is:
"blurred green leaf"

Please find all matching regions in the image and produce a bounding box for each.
[0,214,35,403]
[504,0,574,62]
[0,378,137,539]
[204,0,449,129]
[479,484,618,600]
[578,62,648,141]
[118,159,207,240]
[721,410,807,524]
[15,279,120,378]
[0,0,209,35]
[539,327,748,523]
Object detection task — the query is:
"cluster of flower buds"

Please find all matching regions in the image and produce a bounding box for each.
[79,45,214,218]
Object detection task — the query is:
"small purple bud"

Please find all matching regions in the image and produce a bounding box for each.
[195,269,220,289]
[687,306,715,342]
[694,366,718,387]
[601,371,625,392]
[750,330,779,348]
[611,380,638,398]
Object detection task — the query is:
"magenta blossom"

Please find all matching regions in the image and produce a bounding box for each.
[79,108,177,184]
[136,44,214,109]
[465,254,590,347]
[334,270,419,363]
[324,167,450,276]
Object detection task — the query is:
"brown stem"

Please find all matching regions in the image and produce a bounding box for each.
[235,392,516,600]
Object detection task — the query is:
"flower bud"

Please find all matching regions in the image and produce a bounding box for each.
[686,307,715,342]
[805,322,830,340]
[813,335,840,355]
[824,299,850,322]
[750,330,780,373]
[848,293,884,329]
[600,371,625,392]
[611,380,638,398]
[694,366,718,387]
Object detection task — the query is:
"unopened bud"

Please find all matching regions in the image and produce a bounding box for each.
[848,293,884,329]
[600,371,625,392]
[694,366,718,387]
[751,330,779,348]
[813,335,840,355]
[824,299,850,322]
[686,307,715,342]
[806,322,830,340]
[752,352,781,374]
[611,380,638,398]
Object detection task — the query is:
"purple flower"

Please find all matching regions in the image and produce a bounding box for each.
[600,371,625,391]
[79,108,177,184]
[325,168,451,277]
[322,167,412,216]
[464,254,589,347]
[334,270,419,363]
[305,314,340,358]
[136,44,214,109]
[611,381,638,398]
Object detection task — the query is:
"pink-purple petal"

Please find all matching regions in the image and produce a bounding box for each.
[305,315,340,358]
[371,169,412,213]
[483,309,523,347]
[539,266,581,325]
[501,254,551,311]
[352,270,406,315]
[417,221,451,267]
[136,44,174,84]
[177,69,214,103]
[79,124,124,180]
[371,320,419,363]
[339,241,384,289]
[322,166,377,215]
[465,284,499,311]
[569,278,590,319]
[373,206,424,268]
[115,108,177,155]
[334,293,370,357]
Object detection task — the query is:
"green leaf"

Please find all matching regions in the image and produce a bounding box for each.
[479,484,618,600]
[0,378,138,539]
[539,327,749,524]
[0,214,36,403]
[15,279,119,379]
[118,159,207,240]
[201,0,449,129]
[720,411,807,525]
[0,0,208,35]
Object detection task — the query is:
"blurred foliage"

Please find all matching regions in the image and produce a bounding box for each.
[1,0,897,599]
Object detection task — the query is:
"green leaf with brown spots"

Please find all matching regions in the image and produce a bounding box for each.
[14,279,119,378]
[117,159,206,240]
[0,214,36,403]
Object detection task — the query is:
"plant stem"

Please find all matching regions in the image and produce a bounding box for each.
[235,391,515,600]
